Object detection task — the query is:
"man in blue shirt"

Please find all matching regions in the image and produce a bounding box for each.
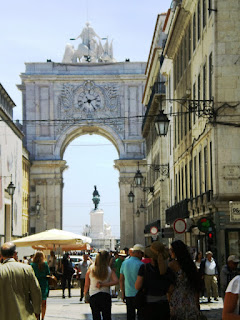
[120,244,144,320]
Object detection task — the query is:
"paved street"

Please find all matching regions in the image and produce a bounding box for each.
[44,288,223,320]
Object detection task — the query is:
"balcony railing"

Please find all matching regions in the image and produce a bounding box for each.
[166,199,189,224]
[142,81,166,132]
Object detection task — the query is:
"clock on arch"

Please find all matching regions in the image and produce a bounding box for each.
[77,81,105,113]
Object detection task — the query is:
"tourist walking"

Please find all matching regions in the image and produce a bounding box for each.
[84,250,118,320]
[61,253,75,298]
[31,251,50,320]
[120,244,145,320]
[78,254,92,301]
[135,241,173,320]
[114,250,126,299]
[48,251,57,275]
[0,242,42,320]
[168,240,201,320]
[220,255,239,299]
[200,251,219,302]
[222,275,240,319]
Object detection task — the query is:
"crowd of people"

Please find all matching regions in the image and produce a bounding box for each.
[0,240,239,320]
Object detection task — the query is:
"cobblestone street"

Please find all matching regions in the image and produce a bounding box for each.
[44,289,223,320]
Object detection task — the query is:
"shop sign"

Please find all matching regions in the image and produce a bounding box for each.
[229,201,240,222]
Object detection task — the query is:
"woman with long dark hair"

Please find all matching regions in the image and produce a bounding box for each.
[135,242,174,320]
[84,251,118,320]
[168,240,201,320]
[31,251,50,320]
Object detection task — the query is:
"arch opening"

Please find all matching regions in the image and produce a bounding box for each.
[62,134,120,245]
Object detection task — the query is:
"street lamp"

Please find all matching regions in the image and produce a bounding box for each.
[154,109,170,136]
[134,162,144,186]
[128,190,135,203]
[7,179,16,234]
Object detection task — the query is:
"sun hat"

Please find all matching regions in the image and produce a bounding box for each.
[227,255,239,263]
[205,251,213,256]
[132,244,145,253]
[118,250,127,257]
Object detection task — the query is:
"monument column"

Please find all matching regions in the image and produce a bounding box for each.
[115,159,146,248]
[29,160,67,233]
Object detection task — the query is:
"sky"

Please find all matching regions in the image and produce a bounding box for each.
[0,0,172,238]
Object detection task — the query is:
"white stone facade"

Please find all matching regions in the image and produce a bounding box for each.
[0,84,24,244]
[18,60,147,248]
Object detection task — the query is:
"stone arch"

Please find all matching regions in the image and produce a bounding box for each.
[54,123,125,160]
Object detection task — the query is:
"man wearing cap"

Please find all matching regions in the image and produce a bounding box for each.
[220,255,240,299]
[120,244,144,320]
[200,251,219,302]
[115,250,126,299]
[0,242,42,320]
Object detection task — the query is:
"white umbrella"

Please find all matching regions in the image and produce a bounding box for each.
[13,229,92,248]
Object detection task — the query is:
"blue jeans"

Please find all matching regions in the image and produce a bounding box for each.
[90,292,112,320]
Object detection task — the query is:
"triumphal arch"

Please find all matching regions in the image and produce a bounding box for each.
[18,23,147,248]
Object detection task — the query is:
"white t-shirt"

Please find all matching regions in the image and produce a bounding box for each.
[89,266,112,297]
[205,259,216,275]
[226,275,240,315]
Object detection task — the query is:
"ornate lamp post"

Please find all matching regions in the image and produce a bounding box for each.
[7,179,16,234]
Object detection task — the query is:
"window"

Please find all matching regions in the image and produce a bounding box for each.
[185,164,188,199]
[209,52,213,99]
[169,74,171,99]
[178,171,181,201]
[170,179,173,206]
[190,160,193,198]
[197,1,201,40]
[181,167,184,200]
[193,13,196,51]
[202,0,206,28]
[199,151,202,195]
[203,63,206,109]
[208,0,212,16]
[194,156,197,196]
[175,173,178,203]
[204,146,208,191]
[193,83,196,123]
[188,23,191,61]
[210,141,213,190]
[198,73,201,116]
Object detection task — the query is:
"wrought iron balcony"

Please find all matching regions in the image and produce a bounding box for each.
[142,81,166,132]
[166,199,189,224]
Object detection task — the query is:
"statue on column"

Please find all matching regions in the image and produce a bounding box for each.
[92,185,100,210]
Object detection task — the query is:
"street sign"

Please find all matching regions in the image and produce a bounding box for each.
[173,219,187,234]
[161,227,174,238]
[229,201,240,222]
[150,226,158,235]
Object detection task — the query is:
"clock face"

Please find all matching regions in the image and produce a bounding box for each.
[77,86,103,112]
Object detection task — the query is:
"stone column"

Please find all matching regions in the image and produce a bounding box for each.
[29,160,67,233]
[115,159,146,248]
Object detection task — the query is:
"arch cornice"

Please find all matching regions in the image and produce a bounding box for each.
[54,122,125,159]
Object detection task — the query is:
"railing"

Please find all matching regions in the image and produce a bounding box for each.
[142,81,166,132]
[165,199,189,224]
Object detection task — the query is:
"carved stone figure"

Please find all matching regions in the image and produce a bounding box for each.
[62,22,115,63]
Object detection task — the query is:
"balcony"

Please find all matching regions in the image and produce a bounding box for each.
[166,199,189,224]
[142,81,166,132]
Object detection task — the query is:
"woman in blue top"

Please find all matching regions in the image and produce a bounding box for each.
[31,251,50,320]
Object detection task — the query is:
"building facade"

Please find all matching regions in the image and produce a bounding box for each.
[143,0,240,264]
[0,84,24,245]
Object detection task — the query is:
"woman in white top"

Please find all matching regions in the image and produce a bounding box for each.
[222,275,240,320]
[84,251,118,320]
